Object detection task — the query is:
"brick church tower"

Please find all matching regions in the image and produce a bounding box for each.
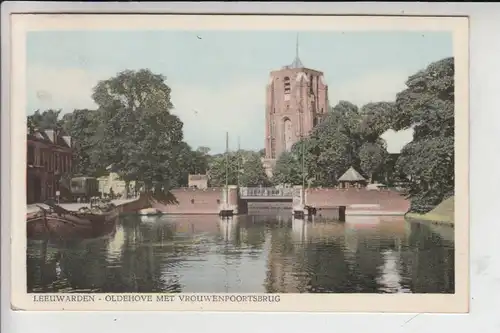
[262,35,329,177]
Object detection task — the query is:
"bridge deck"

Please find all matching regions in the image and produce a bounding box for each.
[240,196,293,200]
[239,187,296,199]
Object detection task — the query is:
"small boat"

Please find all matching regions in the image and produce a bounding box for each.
[138,207,162,216]
[26,201,119,240]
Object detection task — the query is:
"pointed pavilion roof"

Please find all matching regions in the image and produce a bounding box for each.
[338,166,366,182]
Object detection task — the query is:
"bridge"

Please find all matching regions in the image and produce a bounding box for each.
[230,186,344,220]
[238,187,296,200]
[231,186,304,217]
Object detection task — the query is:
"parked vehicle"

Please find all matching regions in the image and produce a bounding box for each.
[70,177,99,202]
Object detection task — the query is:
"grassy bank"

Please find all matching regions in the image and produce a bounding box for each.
[405,196,454,226]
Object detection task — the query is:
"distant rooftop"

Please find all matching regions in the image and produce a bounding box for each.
[28,128,72,149]
[189,174,208,181]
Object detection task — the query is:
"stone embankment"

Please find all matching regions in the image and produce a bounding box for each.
[149,187,410,216]
[306,188,410,216]
[150,187,224,215]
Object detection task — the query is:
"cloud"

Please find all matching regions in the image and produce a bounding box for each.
[27,65,413,154]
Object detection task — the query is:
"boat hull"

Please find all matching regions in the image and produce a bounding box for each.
[27,210,119,240]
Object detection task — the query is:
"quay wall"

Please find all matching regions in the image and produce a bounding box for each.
[116,194,150,214]
[149,187,410,215]
[150,188,224,215]
[305,188,410,215]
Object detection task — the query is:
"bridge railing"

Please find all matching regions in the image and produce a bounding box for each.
[239,187,295,198]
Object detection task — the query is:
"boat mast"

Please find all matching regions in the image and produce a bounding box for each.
[225,132,229,189]
[302,136,305,189]
[237,136,241,188]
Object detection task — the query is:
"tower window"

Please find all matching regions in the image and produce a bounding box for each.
[284,76,291,94]
[271,139,276,159]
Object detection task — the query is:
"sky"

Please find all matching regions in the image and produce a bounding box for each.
[26,30,453,154]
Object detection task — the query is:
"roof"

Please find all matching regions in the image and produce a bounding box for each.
[338,167,366,182]
[290,55,304,69]
[282,34,304,69]
[27,129,72,149]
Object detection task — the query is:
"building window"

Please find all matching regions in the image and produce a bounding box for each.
[43,151,48,169]
[284,76,291,94]
[27,146,35,165]
[283,118,293,152]
[271,139,276,159]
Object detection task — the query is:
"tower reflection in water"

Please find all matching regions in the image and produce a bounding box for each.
[26,213,454,294]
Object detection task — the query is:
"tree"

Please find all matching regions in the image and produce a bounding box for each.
[272,151,301,186]
[392,57,455,213]
[268,100,394,187]
[331,101,361,137]
[239,152,270,187]
[358,142,388,183]
[91,69,183,194]
[207,153,239,187]
[307,109,360,186]
[27,109,63,131]
[359,102,394,143]
[60,109,103,177]
[170,143,210,187]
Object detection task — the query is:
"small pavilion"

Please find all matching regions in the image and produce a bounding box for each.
[337,166,367,189]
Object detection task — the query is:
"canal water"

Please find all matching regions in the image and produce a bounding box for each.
[27,213,454,294]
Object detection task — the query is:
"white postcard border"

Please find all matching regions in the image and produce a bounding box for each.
[7,13,469,312]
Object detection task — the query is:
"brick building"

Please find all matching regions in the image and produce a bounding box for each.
[27,129,73,204]
[262,36,329,176]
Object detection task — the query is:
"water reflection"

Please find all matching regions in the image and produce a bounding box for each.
[27,214,454,294]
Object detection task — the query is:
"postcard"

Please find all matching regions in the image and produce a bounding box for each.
[7,13,469,312]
